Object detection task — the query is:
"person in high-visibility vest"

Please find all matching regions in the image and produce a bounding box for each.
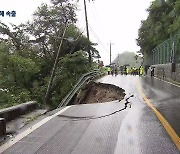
[107,67,111,75]
[133,67,137,75]
[139,66,144,76]
[126,67,129,75]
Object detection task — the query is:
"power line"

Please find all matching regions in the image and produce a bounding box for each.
[87,3,110,55]
[77,1,91,33]
[90,2,105,39]
[69,28,86,54]
[88,24,109,54]
[77,1,109,61]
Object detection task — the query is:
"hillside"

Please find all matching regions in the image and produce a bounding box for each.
[113,51,143,68]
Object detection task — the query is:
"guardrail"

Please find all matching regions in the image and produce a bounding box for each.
[57,70,102,108]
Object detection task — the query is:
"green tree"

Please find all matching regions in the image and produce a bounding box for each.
[0,42,40,107]
[42,51,90,107]
[137,0,180,56]
[0,0,100,108]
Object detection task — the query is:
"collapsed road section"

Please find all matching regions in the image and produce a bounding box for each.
[72,82,126,105]
[58,95,133,121]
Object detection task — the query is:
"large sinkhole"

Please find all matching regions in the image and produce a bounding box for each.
[72,82,125,105]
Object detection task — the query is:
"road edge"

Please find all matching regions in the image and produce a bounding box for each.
[135,80,180,151]
[0,106,71,153]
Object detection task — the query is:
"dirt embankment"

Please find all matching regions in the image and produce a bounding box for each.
[73,82,125,104]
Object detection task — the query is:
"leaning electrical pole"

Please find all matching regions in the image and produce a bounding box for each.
[83,0,91,65]
[44,23,68,105]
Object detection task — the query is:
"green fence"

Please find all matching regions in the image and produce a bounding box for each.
[146,30,180,65]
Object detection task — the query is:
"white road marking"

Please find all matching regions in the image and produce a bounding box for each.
[154,77,180,88]
[0,106,71,153]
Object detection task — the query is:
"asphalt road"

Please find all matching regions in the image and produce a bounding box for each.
[99,75,180,153]
[0,75,179,154]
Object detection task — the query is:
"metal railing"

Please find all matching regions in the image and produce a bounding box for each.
[57,70,101,108]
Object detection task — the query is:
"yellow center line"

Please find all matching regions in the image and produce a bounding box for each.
[134,80,180,151]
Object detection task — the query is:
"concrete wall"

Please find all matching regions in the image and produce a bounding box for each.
[0,101,37,121]
[151,63,180,82]
[0,118,6,136]
[0,101,37,137]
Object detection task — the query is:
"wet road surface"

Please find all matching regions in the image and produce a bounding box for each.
[99,75,180,153]
[0,75,179,153]
[139,76,180,136]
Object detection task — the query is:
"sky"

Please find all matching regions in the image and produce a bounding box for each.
[0,0,153,65]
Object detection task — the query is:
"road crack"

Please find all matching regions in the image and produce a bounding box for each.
[58,95,134,121]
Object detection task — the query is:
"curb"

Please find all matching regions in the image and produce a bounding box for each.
[154,76,180,88]
[0,101,37,137]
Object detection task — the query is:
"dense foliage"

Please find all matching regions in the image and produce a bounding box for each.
[137,0,180,55]
[113,52,143,68]
[0,0,99,108]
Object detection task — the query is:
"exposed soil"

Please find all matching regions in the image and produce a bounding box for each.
[73,82,125,104]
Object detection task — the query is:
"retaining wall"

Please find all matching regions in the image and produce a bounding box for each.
[152,63,180,82]
[0,101,37,137]
[0,101,37,121]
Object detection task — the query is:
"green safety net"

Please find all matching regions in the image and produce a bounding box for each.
[145,30,180,65]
